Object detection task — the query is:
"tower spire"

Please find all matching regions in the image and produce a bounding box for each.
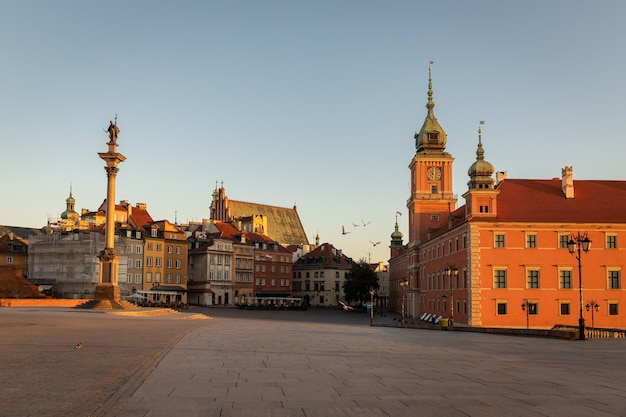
[426,60,435,114]
[415,60,448,155]
[467,121,495,190]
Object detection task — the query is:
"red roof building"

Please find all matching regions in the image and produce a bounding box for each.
[389,66,626,334]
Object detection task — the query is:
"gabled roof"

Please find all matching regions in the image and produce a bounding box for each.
[212,222,243,239]
[227,200,309,246]
[294,242,353,267]
[0,234,28,253]
[0,226,46,240]
[494,179,626,223]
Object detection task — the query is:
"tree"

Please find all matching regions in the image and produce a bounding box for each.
[342,259,379,305]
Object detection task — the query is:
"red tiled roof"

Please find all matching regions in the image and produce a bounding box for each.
[295,242,353,267]
[213,222,242,239]
[494,179,626,223]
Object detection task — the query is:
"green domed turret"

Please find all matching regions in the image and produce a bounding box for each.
[467,125,495,190]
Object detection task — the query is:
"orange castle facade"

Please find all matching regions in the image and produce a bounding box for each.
[389,66,626,330]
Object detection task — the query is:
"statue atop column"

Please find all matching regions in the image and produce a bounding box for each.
[106,116,120,143]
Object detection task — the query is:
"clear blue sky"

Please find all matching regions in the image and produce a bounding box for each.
[2,1,626,264]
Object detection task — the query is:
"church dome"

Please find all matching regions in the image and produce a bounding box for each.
[61,187,79,221]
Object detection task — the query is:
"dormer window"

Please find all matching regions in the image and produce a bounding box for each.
[428,132,438,142]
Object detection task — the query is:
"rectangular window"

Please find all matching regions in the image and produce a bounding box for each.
[126,274,132,283]
[528,302,538,315]
[156,243,162,251]
[135,259,142,269]
[146,257,153,267]
[526,234,537,248]
[135,246,142,254]
[609,303,619,316]
[166,274,172,283]
[431,185,438,194]
[147,242,153,251]
[7,256,13,264]
[167,259,173,269]
[527,270,540,289]
[560,303,570,315]
[494,270,507,288]
[559,270,572,289]
[146,272,152,283]
[176,274,181,284]
[135,274,141,284]
[156,258,162,267]
[151,229,157,238]
[608,270,621,289]
[495,233,505,248]
[167,245,173,254]
[559,234,570,249]
[497,302,507,315]
[155,272,161,283]
[176,246,182,254]
[607,235,618,249]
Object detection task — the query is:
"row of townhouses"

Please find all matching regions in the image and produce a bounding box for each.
[1,185,390,308]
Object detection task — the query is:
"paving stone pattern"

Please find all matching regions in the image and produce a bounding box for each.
[1,307,625,417]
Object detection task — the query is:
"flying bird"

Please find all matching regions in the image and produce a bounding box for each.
[74,342,82,349]
[339,300,354,311]
[370,241,381,246]
[362,219,371,226]
[342,226,351,235]
[352,223,360,227]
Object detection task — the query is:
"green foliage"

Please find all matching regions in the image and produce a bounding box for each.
[342,258,379,304]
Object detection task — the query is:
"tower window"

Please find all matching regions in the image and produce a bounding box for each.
[431,185,438,194]
[428,132,438,141]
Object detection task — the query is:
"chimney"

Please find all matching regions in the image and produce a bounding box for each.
[495,171,507,186]
[561,166,575,199]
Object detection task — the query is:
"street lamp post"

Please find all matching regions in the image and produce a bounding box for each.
[586,300,599,329]
[369,288,376,325]
[567,232,592,340]
[521,299,531,329]
[399,279,409,327]
[444,266,458,326]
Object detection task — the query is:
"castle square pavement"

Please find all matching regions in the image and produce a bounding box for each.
[1,306,625,417]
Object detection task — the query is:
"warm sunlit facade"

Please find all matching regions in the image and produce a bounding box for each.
[389,66,626,330]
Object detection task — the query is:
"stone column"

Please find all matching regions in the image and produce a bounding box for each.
[95,120,126,301]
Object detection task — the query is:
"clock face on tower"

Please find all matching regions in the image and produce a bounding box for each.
[427,167,441,180]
